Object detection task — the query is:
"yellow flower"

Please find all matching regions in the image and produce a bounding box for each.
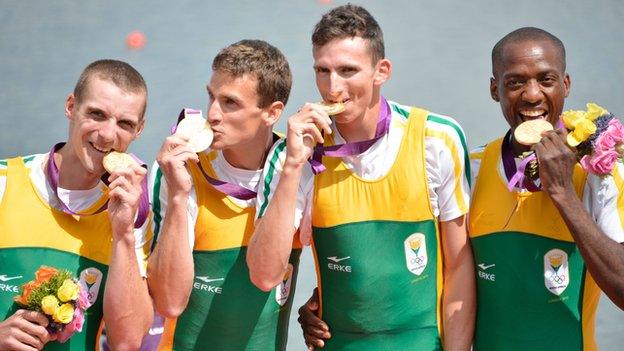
[41,295,59,316]
[561,103,607,146]
[567,119,597,146]
[585,103,609,121]
[53,303,74,324]
[57,279,79,302]
[562,110,586,130]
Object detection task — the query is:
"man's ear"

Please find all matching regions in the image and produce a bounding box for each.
[133,118,145,140]
[65,93,75,120]
[490,77,500,102]
[373,58,392,86]
[263,101,285,127]
[563,73,571,98]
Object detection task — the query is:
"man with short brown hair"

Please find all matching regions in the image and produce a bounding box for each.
[0,59,153,350]
[148,39,300,350]
[247,4,475,350]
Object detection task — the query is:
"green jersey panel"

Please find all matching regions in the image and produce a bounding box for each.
[172,247,301,351]
[472,232,585,351]
[313,220,441,351]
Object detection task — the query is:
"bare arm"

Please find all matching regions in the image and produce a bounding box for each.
[147,136,199,318]
[247,104,331,291]
[536,130,624,309]
[247,162,303,291]
[440,215,475,351]
[104,164,153,351]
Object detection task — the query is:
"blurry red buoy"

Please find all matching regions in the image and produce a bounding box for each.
[317,0,332,4]
[126,31,146,50]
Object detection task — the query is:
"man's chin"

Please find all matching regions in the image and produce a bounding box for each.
[81,159,106,177]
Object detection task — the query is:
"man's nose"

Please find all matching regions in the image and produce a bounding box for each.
[522,79,543,104]
[327,72,344,100]
[207,101,222,125]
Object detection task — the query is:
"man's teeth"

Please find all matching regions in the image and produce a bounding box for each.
[520,110,546,117]
[92,144,111,153]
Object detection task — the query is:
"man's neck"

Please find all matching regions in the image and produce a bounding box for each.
[54,144,102,190]
[336,96,382,143]
[222,131,274,171]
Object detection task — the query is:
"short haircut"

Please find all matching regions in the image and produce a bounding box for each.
[312,4,385,65]
[73,59,148,117]
[212,39,292,108]
[492,27,566,76]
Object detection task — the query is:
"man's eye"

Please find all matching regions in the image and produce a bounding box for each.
[119,121,134,129]
[541,77,556,84]
[90,111,105,119]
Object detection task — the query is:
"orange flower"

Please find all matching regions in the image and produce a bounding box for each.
[35,266,58,283]
[14,281,40,305]
[13,294,27,305]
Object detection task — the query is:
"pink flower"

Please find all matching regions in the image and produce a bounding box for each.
[606,118,624,143]
[594,119,624,152]
[55,306,86,343]
[76,285,91,310]
[595,131,617,151]
[580,150,619,175]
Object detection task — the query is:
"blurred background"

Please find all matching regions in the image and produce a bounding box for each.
[1,0,622,349]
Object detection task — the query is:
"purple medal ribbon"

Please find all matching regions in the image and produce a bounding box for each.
[309,97,391,174]
[174,108,258,201]
[501,131,541,192]
[195,162,257,200]
[46,143,149,228]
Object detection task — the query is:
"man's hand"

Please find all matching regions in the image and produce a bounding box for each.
[286,103,333,168]
[156,135,199,198]
[107,163,147,239]
[297,288,331,350]
[533,129,577,199]
[0,310,55,351]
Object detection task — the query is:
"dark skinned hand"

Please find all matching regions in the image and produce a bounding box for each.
[532,129,577,198]
[297,288,331,350]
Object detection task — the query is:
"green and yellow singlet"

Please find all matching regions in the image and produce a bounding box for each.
[0,157,115,350]
[311,107,443,350]
[156,150,302,351]
[469,138,601,351]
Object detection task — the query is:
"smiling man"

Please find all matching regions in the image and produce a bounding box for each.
[469,27,624,350]
[147,39,301,350]
[0,59,153,350]
[247,4,475,350]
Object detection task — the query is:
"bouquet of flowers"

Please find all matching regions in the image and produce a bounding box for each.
[14,266,91,343]
[561,103,624,175]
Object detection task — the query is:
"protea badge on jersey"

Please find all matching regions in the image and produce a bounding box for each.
[156,149,302,351]
[0,157,112,351]
[469,138,601,351]
[311,103,443,350]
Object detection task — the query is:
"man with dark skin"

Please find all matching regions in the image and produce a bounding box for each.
[299,27,624,350]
